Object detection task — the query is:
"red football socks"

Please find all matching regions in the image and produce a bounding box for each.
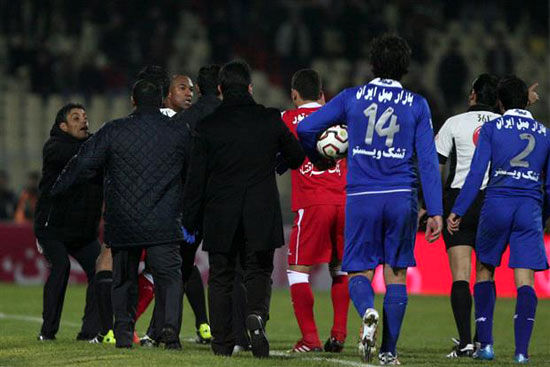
[330,274,349,341]
[135,272,154,320]
[288,271,321,346]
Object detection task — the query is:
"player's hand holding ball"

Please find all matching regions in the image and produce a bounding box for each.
[446,213,461,235]
[314,124,347,171]
[425,215,443,243]
[316,125,348,160]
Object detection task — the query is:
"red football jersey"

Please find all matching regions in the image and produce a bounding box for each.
[282,102,347,211]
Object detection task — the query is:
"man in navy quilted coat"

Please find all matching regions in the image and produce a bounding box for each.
[51,79,188,349]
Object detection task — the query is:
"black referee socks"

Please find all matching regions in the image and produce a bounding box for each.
[451,280,472,348]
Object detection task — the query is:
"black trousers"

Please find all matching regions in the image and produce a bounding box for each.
[38,237,100,338]
[232,262,249,348]
[112,242,183,347]
[208,227,274,355]
[145,240,199,339]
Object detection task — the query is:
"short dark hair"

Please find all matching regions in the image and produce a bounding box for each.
[132,79,163,107]
[137,65,170,98]
[369,34,411,81]
[497,75,528,110]
[197,64,221,96]
[55,103,85,126]
[472,73,499,107]
[291,69,322,101]
[219,60,251,93]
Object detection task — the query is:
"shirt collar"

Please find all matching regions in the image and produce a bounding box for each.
[503,109,533,119]
[160,107,176,117]
[368,78,403,88]
[299,102,322,109]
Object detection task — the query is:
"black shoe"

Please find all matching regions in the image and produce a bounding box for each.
[139,334,158,347]
[246,314,269,358]
[446,338,474,358]
[76,332,95,341]
[37,334,55,341]
[159,327,181,350]
[89,334,104,344]
[324,337,344,353]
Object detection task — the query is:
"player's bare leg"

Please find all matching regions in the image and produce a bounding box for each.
[91,244,115,344]
[348,270,377,362]
[448,246,472,282]
[472,262,495,360]
[288,264,322,352]
[446,245,475,357]
[513,268,536,363]
[325,261,349,352]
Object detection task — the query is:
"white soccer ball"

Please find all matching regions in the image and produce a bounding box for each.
[316,125,348,159]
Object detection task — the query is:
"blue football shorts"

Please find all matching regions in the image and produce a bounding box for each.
[342,190,418,272]
[476,196,548,271]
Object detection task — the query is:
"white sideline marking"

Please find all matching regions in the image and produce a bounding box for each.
[0,313,375,367]
[270,351,376,367]
[0,312,80,328]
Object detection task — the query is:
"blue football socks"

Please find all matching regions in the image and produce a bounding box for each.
[474,281,496,347]
[380,284,408,355]
[514,285,537,357]
[348,275,375,317]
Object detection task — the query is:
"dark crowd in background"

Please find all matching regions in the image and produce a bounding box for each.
[0,0,547,222]
[0,170,39,222]
[2,1,546,111]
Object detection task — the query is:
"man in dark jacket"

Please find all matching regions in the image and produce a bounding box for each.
[171,65,222,344]
[173,64,221,283]
[51,80,188,349]
[182,60,305,357]
[34,103,103,341]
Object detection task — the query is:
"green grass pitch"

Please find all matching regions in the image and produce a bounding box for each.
[0,284,549,366]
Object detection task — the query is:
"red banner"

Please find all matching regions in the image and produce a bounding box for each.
[0,223,88,284]
[368,233,550,298]
[1,223,549,298]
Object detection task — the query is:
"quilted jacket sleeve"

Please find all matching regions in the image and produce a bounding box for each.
[51,124,110,196]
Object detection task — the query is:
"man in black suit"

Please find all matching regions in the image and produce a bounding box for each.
[51,80,189,349]
[34,103,103,341]
[182,60,305,357]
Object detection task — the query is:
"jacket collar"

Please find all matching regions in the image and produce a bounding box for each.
[133,106,163,115]
[221,89,256,107]
[503,109,533,119]
[200,94,222,105]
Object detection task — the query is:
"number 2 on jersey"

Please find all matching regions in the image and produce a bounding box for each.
[363,102,400,147]
[510,133,535,168]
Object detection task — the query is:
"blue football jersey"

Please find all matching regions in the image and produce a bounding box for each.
[297,78,442,216]
[453,109,550,216]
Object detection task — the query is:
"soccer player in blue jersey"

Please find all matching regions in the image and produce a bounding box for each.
[297,34,443,365]
[448,76,549,363]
